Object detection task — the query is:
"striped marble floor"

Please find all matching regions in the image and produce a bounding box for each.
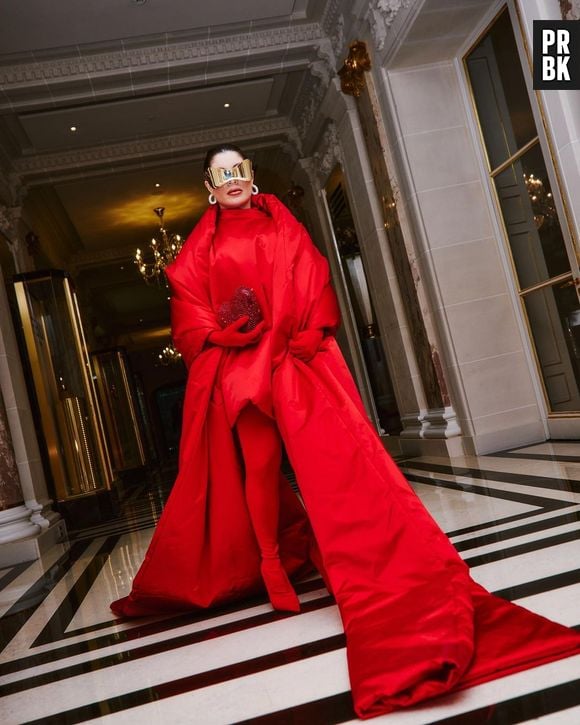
[0,441,579,724]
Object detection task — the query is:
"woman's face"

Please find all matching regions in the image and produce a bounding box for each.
[204,150,254,209]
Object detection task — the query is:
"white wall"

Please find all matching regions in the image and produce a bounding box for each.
[383,58,546,452]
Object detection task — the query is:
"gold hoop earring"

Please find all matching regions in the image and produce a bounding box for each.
[208,193,217,205]
[251,184,259,195]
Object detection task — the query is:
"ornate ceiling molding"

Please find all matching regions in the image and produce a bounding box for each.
[313,121,343,182]
[330,13,346,60]
[0,203,23,242]
[322,0,344,54]
[310,36,337,88]
[0,166,25,207]
[0,24,324,88]
[298,35,339,142]
[14,117,297,183]
[309,59,332,88]
[0,204,15,239]
[560,0,580,19]
[294,74,326,142]
[316,36,336,70]
[366,0,413,51]
[68,243,141,272]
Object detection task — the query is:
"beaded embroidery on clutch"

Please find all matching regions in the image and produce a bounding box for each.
[217,285,263,332]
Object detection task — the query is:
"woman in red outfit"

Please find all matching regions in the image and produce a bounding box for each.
[201,144,321,611]
[112,144,580,720]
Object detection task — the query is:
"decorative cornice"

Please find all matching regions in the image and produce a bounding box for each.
[309,60,332,89]
[310,35,337,88]
[0,24,324,87]
[294,74,326,142]
[313,121,343,182]
[14,117,297,182]
[331,13,346,60]
[0,204,20,239]
[0,205,14,238]
[366,0,413,51]
[316,36,336,70]
[560,0,580,19]
[69,243,140,271]
[300,37,338,138]
[321,0,342,39]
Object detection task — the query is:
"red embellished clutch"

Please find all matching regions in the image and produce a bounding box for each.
[217,286,263,332]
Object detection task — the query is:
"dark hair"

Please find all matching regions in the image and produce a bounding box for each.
[203,143,247,171]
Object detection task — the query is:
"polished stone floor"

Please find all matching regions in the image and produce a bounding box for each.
[0,441,579,724]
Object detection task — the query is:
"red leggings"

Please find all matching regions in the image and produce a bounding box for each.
[235,403,282,559]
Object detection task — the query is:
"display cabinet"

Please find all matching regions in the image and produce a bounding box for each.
[12,270,114,507]
[90,347,147,473]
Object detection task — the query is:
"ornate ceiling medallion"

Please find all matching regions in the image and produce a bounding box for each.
[338,41,371,97]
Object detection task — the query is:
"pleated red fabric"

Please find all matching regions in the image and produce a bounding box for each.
[111,193,580,719]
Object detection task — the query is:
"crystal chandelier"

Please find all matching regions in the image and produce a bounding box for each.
[158,344,182,366]
[523,173,556,229]
[135,207,183,284]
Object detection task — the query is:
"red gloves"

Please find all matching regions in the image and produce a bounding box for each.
[288,328,324,362]
[208,316,265,348]
[208,319,324,361]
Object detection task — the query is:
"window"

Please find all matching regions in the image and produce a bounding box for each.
[465,7,580,413]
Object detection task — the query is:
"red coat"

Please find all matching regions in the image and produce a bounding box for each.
[112,193,580,719]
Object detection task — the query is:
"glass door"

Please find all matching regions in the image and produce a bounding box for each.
[13,270,114,500]
[324,167,401,434]
[465,7,580,413]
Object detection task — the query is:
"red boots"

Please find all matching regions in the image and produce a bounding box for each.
[260,556,301,612]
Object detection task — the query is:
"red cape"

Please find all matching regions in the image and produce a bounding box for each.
[112,194,580,718]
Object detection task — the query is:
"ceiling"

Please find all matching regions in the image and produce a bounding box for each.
[0,0,494,352]
[0,1,308,55]
[392,0,492,68]
[0,0,330,350]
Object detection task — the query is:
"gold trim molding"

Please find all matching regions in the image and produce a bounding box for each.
[338,41,371,97]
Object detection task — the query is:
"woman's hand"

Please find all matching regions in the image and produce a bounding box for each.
[208,316,266,347]
[288,329,324,362]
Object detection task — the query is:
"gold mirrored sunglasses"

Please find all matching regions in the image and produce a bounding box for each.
[205,158,253,189]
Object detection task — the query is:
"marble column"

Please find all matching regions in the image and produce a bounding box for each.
[336,43,462,450]
[0,389,40,545]
[295,154,383,428]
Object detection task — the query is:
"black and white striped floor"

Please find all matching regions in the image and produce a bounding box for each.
[0,441,579,724]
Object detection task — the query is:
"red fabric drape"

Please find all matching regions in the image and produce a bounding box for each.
[112,194,580,718]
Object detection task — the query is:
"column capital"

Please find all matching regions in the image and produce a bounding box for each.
[313,121,343,184]
[338,40,371,98]
[0,203,36,273]
[0,203,17,239]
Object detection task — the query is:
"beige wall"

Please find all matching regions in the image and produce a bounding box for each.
[384,60,547,452]
[297,0,580,453]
